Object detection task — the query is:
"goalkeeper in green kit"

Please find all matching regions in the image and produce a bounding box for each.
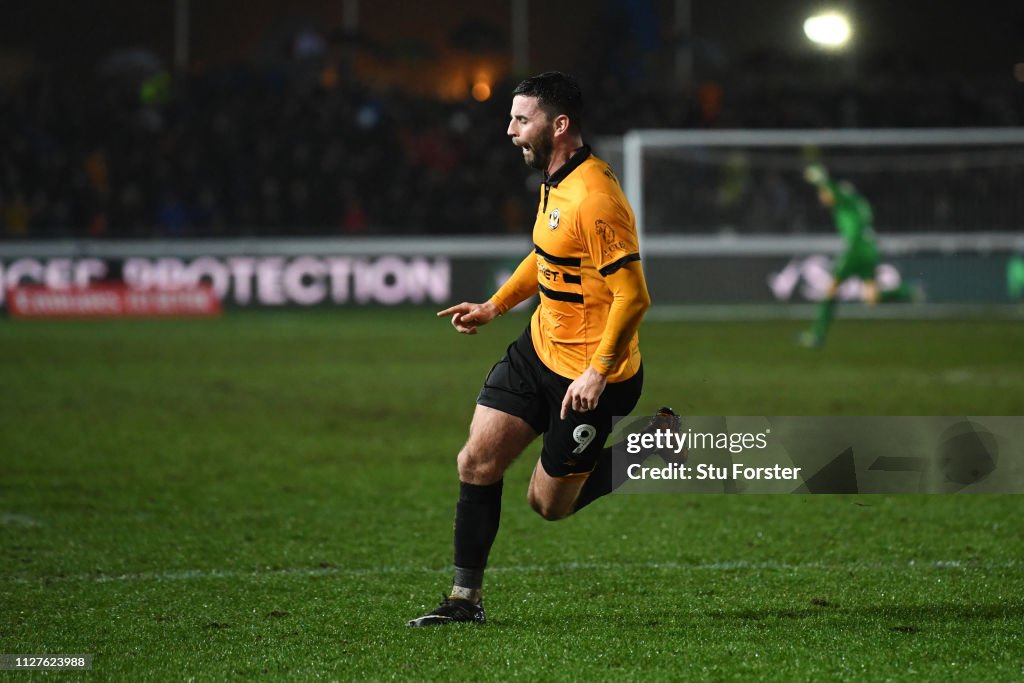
[799,163,916,348]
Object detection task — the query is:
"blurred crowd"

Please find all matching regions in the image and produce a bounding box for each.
[0,69,539,239]
[2,54,1022,239]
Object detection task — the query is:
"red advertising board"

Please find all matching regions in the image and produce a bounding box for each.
[6,284,222,319]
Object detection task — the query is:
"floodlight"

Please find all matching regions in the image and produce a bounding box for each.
[804,12,852,48]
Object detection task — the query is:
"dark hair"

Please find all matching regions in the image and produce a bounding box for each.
[511,72,583,133]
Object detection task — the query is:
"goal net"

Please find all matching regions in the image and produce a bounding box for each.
[599,128,1024,238]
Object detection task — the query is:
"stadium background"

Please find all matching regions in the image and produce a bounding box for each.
[2,1,1023,680]
[3,0,1023,310]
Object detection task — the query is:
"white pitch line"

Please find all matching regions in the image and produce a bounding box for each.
[0,512,42,527]
[3,559,1017,586]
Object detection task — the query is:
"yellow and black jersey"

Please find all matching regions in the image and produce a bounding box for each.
[490,146,650,383]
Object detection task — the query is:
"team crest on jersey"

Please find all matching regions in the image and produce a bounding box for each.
[548,207,560,230]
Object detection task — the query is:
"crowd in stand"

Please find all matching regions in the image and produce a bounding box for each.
[1,68,539,239]
[2,55,1022,239]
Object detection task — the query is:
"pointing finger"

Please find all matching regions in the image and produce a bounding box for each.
[437,303,469,317]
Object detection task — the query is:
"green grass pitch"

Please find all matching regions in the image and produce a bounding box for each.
[2,310,1023,680]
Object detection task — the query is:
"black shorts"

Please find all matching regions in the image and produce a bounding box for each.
[476,326,643,478]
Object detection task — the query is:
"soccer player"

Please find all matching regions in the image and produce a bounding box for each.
[1009,254,1024,301]
[407,72,670,627]
[798,163,916,348]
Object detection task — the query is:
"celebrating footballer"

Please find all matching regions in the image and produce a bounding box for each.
[409,72,672,627]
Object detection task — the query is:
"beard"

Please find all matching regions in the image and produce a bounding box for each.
[522,130,554,171]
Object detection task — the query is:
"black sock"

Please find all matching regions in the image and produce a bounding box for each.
[452,479,503,591]
[574,438,651,512]
[573,446,619,512]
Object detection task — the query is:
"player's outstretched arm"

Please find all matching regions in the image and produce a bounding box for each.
[489,251,539,314]
[437,301,500,335]
[437,251,538,335]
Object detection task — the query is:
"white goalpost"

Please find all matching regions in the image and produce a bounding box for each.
[588,127,1024,316]
[604,127,1024,253]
